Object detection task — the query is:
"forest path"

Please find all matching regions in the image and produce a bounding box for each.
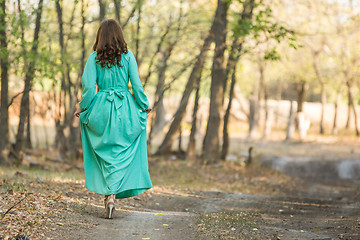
[82,183,359,240]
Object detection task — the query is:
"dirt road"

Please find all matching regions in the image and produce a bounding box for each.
[79,181,359,240]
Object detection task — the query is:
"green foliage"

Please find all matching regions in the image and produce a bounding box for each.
[264,47,280,61]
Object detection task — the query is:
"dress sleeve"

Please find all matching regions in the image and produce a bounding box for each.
[79,52,97,111]
[128,51,149,111]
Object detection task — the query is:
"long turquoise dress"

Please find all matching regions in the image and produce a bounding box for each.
[79,50,152,199]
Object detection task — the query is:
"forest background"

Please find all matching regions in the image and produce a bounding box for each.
[0,0,359,165]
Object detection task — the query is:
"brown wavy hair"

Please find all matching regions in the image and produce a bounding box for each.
[93,19,128,68]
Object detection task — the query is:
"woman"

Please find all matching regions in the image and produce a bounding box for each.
[74,19,152,219]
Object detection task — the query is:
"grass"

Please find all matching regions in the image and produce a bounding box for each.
[149,157,300,196]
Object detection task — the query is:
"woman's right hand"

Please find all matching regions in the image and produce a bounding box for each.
[144,108,152,114]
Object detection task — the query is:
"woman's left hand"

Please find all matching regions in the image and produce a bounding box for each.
[144,108,152,114]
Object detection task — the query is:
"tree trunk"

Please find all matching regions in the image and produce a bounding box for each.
[248,77,259,138]
[186,75,201,161]
[221,55,240,160]
[98,0,106,22]
[332,79,345,134]
[285,101,295,141]
[262,83,271,140]
[55,0,74,159]
[296,81,306,113]
[114,0,121,24]
[155,21,215,155]
[319,83,326,135]
[0,0,9,164]
[274,80,282,127]
[135,0,142,60]
[347,80,360,136]
[257,60,270,139]
[202,0,229,164]
[313,52,326,135]
[13,0,44,165]
[178,125,183,153]
[346,87,352,129]
[25,107,32,148]
[79,0,86,77]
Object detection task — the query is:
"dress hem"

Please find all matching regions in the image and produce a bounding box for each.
[86,185,152,199]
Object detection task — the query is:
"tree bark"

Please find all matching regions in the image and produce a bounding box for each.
[202,0,229,163]
[0,0,9,164]
[155,26,215,155]
[13,0,44,165]
[25,107,32,148]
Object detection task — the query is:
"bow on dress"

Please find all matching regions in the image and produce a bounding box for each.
[106,88,125,110]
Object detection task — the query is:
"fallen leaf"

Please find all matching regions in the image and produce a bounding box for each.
[163,224,169,226]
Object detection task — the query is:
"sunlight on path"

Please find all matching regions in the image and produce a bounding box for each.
[91,209,195,240]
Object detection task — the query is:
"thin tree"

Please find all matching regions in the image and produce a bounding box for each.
[0,0,9,164]
[202,0,230,163]
[151,4,183,135]
[332,78,346,134]
[346,79,360,136]
[312,50,326,135]
[13,0,44,165]
[135,0,142,60]
[155,20,216,155]
[221,0,256,158]
[186,73,201,161]
[221,55,240,159]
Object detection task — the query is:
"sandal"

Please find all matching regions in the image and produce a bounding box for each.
[104,194,115,219]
